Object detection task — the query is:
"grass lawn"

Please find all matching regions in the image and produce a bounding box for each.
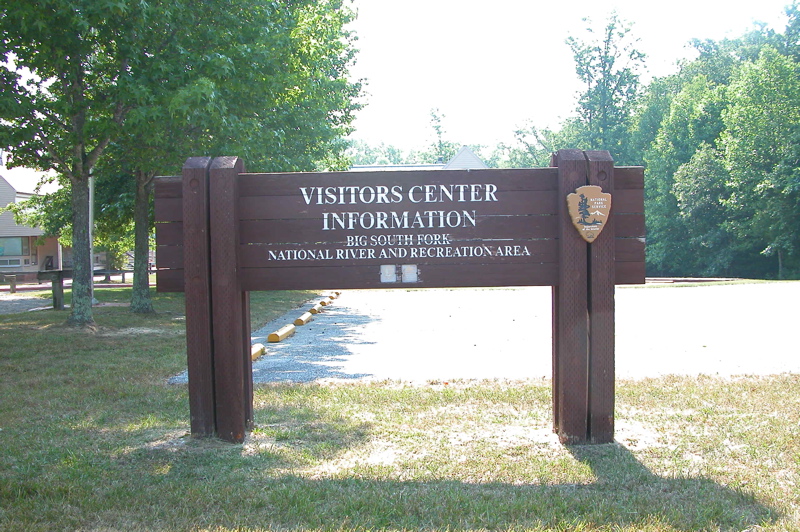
[0,287,798,531]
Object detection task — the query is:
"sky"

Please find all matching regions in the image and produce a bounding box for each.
[346,0,793,153]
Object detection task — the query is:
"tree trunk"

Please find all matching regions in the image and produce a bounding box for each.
[68,176,95,327]
[130,171,155,313]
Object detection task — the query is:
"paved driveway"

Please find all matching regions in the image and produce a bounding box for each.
[250,282,799,383]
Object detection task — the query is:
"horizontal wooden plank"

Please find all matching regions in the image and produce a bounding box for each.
[157,236,645,271]
[155,221,182,246]
[614,167,645,190]
[156,167,642,198]
[615,261,646,285]
[613,188,644,215]
[154,168,644,222]
[615,238,646,263]
[157,257,647,291]
[614,214,646,238]
[155,245,183,269]
[238,168,559,197]
[155,268,184,292]
[154,176,182,199]
[155,198,183,222]
[240,262,561,291]
[240,215,560,245]
[239,189,559,220]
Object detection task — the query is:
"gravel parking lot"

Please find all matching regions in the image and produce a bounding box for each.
[248,282,799,383]
[7,282,792,383]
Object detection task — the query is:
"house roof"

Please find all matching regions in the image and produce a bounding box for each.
[350,146,487,172]
[443,146,488,170]
[350,163,446,172]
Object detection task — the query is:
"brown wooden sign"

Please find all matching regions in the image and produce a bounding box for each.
[154,150,646,445]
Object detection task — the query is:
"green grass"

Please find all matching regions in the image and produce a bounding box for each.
[0,288,798,531]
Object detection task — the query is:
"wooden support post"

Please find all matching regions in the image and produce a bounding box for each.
[52,274,64,310]
[552,149,617,444]
[553,149,590,444]
[209,157,249,443]
[182,157,216,437]
[586,151,615,443]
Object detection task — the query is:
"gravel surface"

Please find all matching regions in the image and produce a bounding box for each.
[0,293,52,314]
[166,282,799,384]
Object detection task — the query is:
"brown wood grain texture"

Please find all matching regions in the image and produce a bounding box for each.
[239,262,560,291]
[238,215,560,244]
[238,239,559,268]
[181,157,215,437]
[238,191,559,219]
[237,168,559,195]
[586,151,615,443]
[554,149,590,444]
[209,157,248,443]
[156,262,645,292]
[153,165,646,293]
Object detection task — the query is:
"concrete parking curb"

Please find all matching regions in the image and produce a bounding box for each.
[250,343,266,361]
[265,291,341,344]
[268,324,296,343]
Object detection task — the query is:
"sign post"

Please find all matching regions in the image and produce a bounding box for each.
[155,150,645,444]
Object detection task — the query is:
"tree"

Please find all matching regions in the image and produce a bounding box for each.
[495,121,582,168]
[103,0,362,313]
[1,1,143,326]
[424,108,459,163]
[642,74,728,275]
[721,46,800,278]
[671,144,736,276]
[566,12,646,164]
[1,0,362,320]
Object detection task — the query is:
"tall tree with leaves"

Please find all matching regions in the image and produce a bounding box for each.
[721,46,800,278]
[1,0,362,320]
[426,109,459,163]
[566,12,646,164]
[0,1,147,326]
[101,0,362,313]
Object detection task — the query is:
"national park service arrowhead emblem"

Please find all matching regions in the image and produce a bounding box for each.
[567,185,612,243]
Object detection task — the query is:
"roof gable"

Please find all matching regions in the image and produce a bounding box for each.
[442,146,488,170]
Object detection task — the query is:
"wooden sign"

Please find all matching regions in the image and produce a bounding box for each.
[153,150,646,446]
[567,185,612,243]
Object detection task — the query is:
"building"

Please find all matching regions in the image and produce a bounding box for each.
[0,157,64,281]
[350,145,489,172]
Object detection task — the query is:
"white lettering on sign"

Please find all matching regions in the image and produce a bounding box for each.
[299,184,498,206]
[262,181,533,271]
[265,242,532,261]
[321,210,476,231]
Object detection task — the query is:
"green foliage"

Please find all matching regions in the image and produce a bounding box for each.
[720,46,800,277]
[565,12,646,164]
[425,108,460,163]
[624,15,800,278]
[1,0,363,319]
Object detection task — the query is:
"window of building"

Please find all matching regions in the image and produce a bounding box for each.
[0,237,30,257]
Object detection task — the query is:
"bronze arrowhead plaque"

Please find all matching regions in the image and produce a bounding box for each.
[566,185,612,243]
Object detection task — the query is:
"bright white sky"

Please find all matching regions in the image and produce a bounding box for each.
[346,0,792,152]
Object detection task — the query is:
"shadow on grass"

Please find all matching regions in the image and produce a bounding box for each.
[1,392,780,531]
[108,405,779,532]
